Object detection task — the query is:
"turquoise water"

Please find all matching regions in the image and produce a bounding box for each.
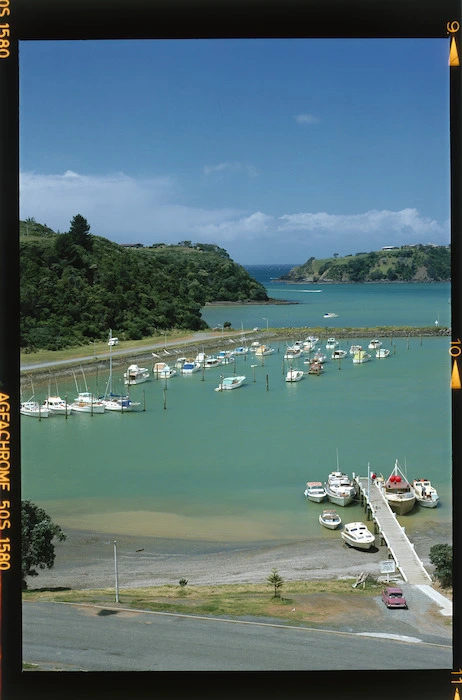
[21,277,452,544]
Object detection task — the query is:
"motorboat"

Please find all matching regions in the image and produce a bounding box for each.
[331,349,347,360]
[217,350,235,364]
[325,470,356,506]
[181,359,201,374]
[323,313,338,318]
[312,350,327,363]
[410,478,440,508]
[307,360,324,375]
[124,364,150,385]
[42,395,72,416]
[254,344,275,357]
[285,368,304,382]
[233,345,249,356]
[376,348,390,358]
[325,337,338,349]
[383,460,416,515]
[304,481,327,502]
[303,336,319,351]
[21,401,49,418]
[341,522,375,550]
[352,349,371,364]
[215,375,246,391]
[284,346,303,360]
[174,356,188,369]
[195,352,222,368]
[349,344,362,355]
[102,395,140,412]
[153,362,177,379]
[368,339,382,350]
[70,392,106,414]
[319,508,341,530]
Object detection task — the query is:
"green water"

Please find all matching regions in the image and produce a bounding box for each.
[21,334,452,543]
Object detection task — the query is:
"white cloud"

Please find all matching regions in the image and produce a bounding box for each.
[203,162,259,177]
[294,113,318,125]
[19,171,449,263]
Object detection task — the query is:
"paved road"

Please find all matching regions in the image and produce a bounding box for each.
[22,601,451,672]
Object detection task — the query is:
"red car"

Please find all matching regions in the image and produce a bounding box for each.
[382,586,407,609]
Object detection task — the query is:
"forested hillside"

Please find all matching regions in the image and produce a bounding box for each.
[20,216,268,351]
[283,246,450,283]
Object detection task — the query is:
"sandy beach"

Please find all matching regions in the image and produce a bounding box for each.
[28,522,450,592]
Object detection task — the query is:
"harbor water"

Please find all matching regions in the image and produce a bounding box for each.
[21,272,452,545]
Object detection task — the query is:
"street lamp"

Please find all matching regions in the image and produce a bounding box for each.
[263,317,269,331]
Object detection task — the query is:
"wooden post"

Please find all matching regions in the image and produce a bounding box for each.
[266,374,269,391]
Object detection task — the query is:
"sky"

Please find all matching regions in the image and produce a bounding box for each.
[19,38,451,265]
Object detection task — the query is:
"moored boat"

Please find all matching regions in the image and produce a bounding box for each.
[70,392,106,414]
[368,339,382,350]
[217,350,235,364]
[325,470,356,506]
[153,362,177,379]
[331,349,347,360]
[410,478,439,508]
[285,368,304,382]
[319,508,342,530]
[341,522,375,550]
[21,400,49,418]
[325,337,338,349]
[42,395,72,415]
[304,482,327,502]
[284,345,303,360]
[352,349,371,364]
[307,360,324,375]
[376,348,390,358]
[383,460,416,514]
[255,344,275,356]
[181,359,201,374]
[215,375,246,391]
[124,364,150,385]
[195,352,223,368]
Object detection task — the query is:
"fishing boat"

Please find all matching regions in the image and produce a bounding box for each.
[254,344,275,357]
[153,362,177,378]
[42,395,72,416]
[285,368,304,382]
[383,460,416,515]
[368,339,382,350]
[70,392,106,414]
[325,337,338,349]
[304,482,327,502]
[410,478,440,508]
[331,349,347,360]
[180,359,201,374]
[341,522,375,550]
[20,400,49,418]
[376,348,390,359]
[352,349,371,364]
[215,375,246,391]
[319,508,341,530]
[124,364,150,385]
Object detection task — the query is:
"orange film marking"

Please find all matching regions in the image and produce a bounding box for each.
[451,361,461,389]
[449,37,460,66]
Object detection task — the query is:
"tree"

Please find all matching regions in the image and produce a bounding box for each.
[267,567,284,598]
[21,500,66,589]
[429,543,452,588]
[69,214,93,251]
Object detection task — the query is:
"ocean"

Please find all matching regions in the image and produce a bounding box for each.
[20,268,452,546]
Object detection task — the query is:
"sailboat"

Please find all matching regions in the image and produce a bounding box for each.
[102,330,140,411]
[21,377,49,418]
[70,367,106,414]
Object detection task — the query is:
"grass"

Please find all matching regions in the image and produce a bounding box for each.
[23,578,380,627]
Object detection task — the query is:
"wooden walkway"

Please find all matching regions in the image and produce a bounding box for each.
[355,476,432,585]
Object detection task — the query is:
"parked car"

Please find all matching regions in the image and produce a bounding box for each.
[382,586,407,609]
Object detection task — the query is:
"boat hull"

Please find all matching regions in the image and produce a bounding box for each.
[325,490,355,507]
[341,532,375,550]
[385,495,416,515]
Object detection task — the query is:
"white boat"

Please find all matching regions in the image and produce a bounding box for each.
[312,350,327,363]
[368,339,382,350]
[102,396,139,412]
[233,345,249,356]
[195,352,222,368]
[319,508,342,530]
[20,400,49,418]
[153,362,177,378]
[181,360,201,374]
[325,470,356,507]
[216,375,246,391]
[174,356,188,369]
[325,337,338,349]
[303,336,319,350]
[331,349,347,360]
[284,346,303,360]
[324,313,338,318]
[285,368,304,382]
[255,344,275,356]
[349,344,362,355]
[304,481,327,502]
[42,395,72,415]
[383,460,416,515]
[124,364,150,385]
[376,348,390,359]
[70,392,106,414]
[352,349,371,364]
[341,522,375,550]
[410,478,439,508]
[217,350,235,364]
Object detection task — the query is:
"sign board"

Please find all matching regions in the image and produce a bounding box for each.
[380,560,396,574]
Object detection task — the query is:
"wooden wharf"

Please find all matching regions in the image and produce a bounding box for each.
[354,475,432,586]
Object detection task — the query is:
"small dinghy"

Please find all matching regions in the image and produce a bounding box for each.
[319,508,341,530]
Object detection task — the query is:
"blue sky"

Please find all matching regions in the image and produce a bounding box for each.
[19,38,450,265]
